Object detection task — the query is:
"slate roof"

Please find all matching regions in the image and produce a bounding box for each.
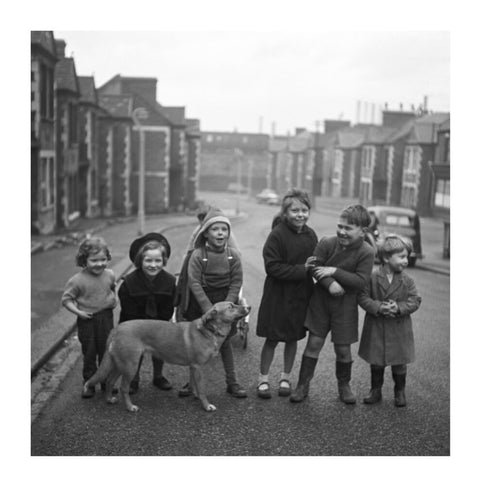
[336,128,367,149]
[406,113,450,144]
[98,94,133,118]
[362,125,397,144]
[55,57,79,93]
[78,76,97,104]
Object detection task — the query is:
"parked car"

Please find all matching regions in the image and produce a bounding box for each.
[227,182,248,194]
[367,205,423,267]
[256,188,281,205]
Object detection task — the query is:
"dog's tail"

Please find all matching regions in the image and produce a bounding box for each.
[84,330,116,388]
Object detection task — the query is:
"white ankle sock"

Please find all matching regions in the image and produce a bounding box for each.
[280,372,291,383]
[258,374,269,385]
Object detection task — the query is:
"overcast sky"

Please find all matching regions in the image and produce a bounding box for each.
[55,30,449,135]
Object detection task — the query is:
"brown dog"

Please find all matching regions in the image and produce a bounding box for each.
[83,301,250,412]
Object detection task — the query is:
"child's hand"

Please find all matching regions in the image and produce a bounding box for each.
[305,256,319,270]
[379,300,398,317]
[328,281,345,297]
[314,266,336,279]
[77,310,93,319]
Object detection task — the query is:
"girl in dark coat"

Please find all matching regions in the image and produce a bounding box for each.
[256,189,318,399]
[118,233,176,394]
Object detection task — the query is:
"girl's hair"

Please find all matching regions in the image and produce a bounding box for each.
[133,240,167,268]
[377,234,412,262]
[280,188,311,221]
[76,236,111,267]
[340,204,371,228]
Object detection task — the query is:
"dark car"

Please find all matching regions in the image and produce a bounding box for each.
[367,205,423,267]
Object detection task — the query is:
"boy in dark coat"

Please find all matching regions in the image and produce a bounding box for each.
[118,233,176,394]
[358,234,421,407]
[256,189,318,398]
[290,204,375,404]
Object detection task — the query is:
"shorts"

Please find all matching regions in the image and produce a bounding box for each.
[304,291,359,344]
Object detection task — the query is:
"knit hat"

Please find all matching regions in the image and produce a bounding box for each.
[193,207,231,248]
[128,232,171,263]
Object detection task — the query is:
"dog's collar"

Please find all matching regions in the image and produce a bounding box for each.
[202,320,229,338]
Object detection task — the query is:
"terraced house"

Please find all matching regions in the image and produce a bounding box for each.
[31,31,201,235]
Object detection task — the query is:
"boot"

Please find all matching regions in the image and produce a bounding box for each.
[290,356,318,403]
[392,370,407,407]
[363,365,384,404]
[336,361,356,404]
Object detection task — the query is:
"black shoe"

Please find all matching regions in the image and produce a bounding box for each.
[153,376,173,390]
[227,383,247,398]
[178,383,192,397]
[81,386,95,399]
[129,382,139,395]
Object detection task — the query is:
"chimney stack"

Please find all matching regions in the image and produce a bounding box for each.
[55,39,66,58]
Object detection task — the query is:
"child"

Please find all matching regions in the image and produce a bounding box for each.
[358,234,421,407]
[175,205,239,322]
[118,233,176,394]
[256,189,318,399]
[290,204,375,404]
[180,207,247,399]
[62,236,117,398]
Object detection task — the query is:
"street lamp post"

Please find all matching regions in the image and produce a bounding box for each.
[132,107,148,235]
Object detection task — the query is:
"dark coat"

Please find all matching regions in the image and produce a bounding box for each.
[118,268,176,323]
[307,236,375,327]
[358,265,421,366]
[256,221,318,342]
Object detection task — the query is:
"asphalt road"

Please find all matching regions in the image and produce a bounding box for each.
[31,196,450,456]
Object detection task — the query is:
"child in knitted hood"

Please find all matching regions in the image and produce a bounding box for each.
[180,207,247,399]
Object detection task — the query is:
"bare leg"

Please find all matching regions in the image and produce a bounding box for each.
[260,339,278,375]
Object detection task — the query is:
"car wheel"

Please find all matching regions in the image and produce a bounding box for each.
[408,256,417,267]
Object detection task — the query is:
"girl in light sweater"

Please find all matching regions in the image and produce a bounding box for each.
[62,236,117,398]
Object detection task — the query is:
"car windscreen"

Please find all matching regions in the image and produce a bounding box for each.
[384,214,413,227]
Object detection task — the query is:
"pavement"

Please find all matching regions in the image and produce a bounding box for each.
[31,194,449,419]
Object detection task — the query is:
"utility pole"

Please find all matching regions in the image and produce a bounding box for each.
[234,148,243,215]
[132,107,148,235]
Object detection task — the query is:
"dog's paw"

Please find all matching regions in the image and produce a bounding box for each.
[106,396,118,405]
[205,404,217,412]
[127,405,139,412]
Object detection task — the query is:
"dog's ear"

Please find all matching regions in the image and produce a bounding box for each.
[199,306,217,327]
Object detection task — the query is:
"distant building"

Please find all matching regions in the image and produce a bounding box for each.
[200,131,269,193]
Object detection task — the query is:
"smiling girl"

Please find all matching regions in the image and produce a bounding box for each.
[62,237,117,398]
[256,189,318,399]
[118,233,176,394]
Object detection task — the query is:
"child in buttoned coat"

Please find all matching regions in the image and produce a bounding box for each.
[358,234,421,407]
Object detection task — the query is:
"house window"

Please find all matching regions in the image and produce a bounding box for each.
[40,64,54,119]
[40,156,54,208]
[243,136,248,144]
[206,134,213,143]
[435,179,450,208]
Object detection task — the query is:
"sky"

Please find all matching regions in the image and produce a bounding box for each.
[55,30,449,135]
